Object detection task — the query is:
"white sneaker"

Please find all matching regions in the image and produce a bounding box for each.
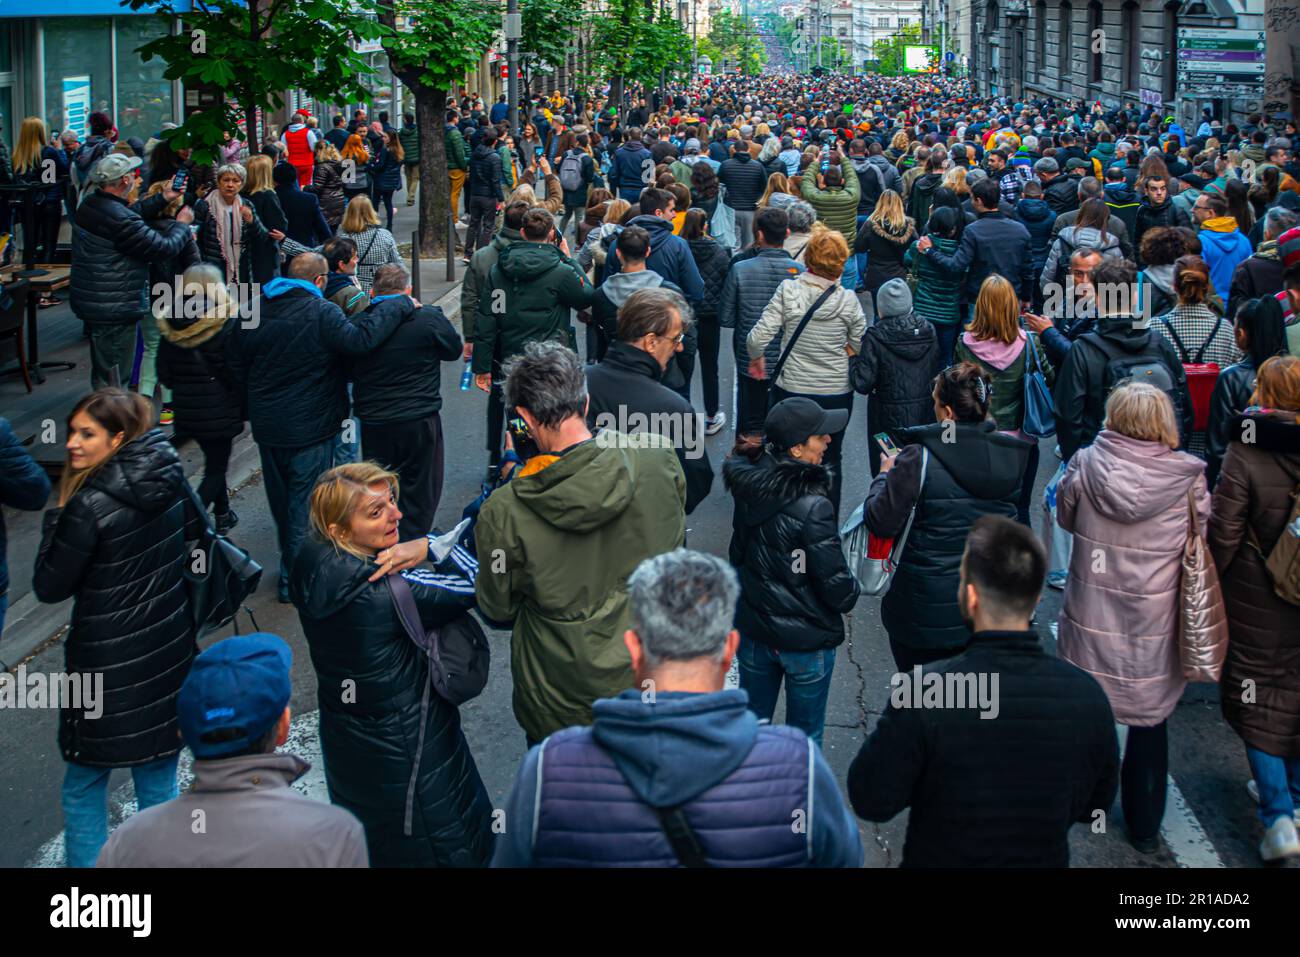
[1260,816,1300,862]
[1246,779,1300,825]
[704,412,727,436]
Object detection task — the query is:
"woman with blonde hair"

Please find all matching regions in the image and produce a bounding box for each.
[337,193,403,293]
[747,224,867,513]
[758,171,798,211]
[13,116,68,272]
[854,188,916,304]
[34,387,205,866]
[291,462,494,867]
[1057,380,1210,855]
[1209,354,1300,861]
[340,132,372,202]
[240,153,288,284]
[940,165,969,199]
[955,274,1054,525]
[310,139,347,228]
[577,197,631,275]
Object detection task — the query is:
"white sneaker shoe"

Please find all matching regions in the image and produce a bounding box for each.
[704,412,727,436]
[1246,779,1300,825]
[1260,816,1300,862]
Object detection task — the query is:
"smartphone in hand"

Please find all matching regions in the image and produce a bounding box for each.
[873,432,901,457]
[171,169,188,193]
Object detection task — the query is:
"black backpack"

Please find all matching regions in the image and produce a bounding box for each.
[1085,332,1188,443]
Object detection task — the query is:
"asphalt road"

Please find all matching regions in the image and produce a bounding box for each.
[0,292,1285,870]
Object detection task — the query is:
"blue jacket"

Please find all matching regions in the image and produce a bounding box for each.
[611,141,652,192]
[492,688,863,867]
[1198,226,1254,303]
[490,101,508,124]
[225,280,412,449]
[718,248,804,370]
[1016,198,1057,273]
[601,214,704,306]
[0,417,51,600]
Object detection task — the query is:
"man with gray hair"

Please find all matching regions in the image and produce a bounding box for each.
[350,262,463,538]
[1228,206,1298,320]
[586,286,714,514]
[1035,156,1078,215]
[1049,175,1133,259]
[784,201,816,262]
[475,341,687,747]
[492,548,863,867]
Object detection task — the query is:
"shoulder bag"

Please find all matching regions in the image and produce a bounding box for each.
[1021,331,1057,438]
[181,483,262,638]
[841,447,929,595]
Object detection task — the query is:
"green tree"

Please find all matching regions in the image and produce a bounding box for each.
[122,0,382,162]
[589,0,691,109]
[705,9,766,75]
[872,22,928,76]
[519,0,583,103]
[375,0,498,252]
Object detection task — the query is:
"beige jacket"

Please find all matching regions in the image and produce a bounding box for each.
[748,272,866,395]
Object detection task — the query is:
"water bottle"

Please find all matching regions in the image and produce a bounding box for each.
[459,360,473,391]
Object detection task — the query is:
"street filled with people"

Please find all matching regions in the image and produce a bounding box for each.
[2,67,1300,873]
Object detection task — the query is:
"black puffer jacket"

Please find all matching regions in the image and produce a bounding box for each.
[1042,174,1080,215]
[290,535,495,867]
[717,153,769,211]
[192,196,271,286]
[310,160,346,228]
[156,301,244,442]
[854,219,916,296]
[1204,359,1257,487]
[850,309,938,475]
[71,190,191,325]
[865,421,1030,652]
[687,235,732,322]
[723,452,860,652]
[33,430,203,767]
[245,189,287,285]
[1134,197,1191,254]
[468,143,504,200]
[226,286,412,449]
[349,297,463,426]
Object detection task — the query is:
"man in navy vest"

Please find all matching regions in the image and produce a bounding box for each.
[493,548,863,867]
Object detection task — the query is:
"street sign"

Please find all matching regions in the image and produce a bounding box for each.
[1175,26,1264,97]
[945,51,954,62]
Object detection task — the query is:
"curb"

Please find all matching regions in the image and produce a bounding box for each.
[1,277,466,674]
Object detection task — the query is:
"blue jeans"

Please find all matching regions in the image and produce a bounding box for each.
[1247,746,1300,827]
[260,437,338,593]
[0,591,7,640]
[854,215,869,290]
[63,754,179,867]
[840,254,859,292]
[736,636,836,747]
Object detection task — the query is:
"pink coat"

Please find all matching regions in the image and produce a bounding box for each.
[1056,430,1210,726]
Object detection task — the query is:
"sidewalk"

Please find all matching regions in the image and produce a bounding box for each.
[0,185,472,670]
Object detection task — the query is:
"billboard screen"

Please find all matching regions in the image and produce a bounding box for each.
[903,45,936,73]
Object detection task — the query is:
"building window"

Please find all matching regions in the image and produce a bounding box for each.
[1163,3,1178,103]
[43,18,114,141]
[1060,1,1072,77]
[1122,1,1139,92]
[1088,0,1102,85]
[878,16,890,27]
[115,17,176,145]
[1035,1,1046,78]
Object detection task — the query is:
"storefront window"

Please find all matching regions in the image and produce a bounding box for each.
[360,54,395,120]
[115,17,175,144]
[43,18,113,142]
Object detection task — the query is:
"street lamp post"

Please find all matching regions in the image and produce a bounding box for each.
[505,0,521,131]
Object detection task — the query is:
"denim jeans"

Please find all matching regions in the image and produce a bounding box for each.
[854,215,869,291]
[63,754,179,867]
[88,322,138,389]
[840,254,859,293]
[137,317,172,409]
[736,636,836,747]
[259,437,337,593]
[0,591,7,640]
[1246,746,1300,827]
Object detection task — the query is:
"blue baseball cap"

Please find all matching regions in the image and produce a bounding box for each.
[178,633,292,759]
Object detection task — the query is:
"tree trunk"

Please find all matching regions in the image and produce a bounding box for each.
[609,75,625,114]
[416,85,451,256]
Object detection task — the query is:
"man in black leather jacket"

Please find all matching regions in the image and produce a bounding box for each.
[71,153,193,388]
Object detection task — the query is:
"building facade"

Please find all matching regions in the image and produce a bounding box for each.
[949,0,1274,127]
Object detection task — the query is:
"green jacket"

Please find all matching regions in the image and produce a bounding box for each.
[800,161,860,246]
[399,125,421,164]
[475,431,687,742]
[444,126,468,171]
[472,240,594,374]
[497,143,515,190]
[954,331,1055,432]
[461,226,521,340]
[905,236,962,325]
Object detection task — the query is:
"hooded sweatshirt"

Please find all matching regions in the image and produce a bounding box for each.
[1198,217,1254,301]
[1040,224,1123,290]
[491,689,863,867]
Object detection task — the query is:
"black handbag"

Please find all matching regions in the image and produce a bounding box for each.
[181,485,262,638]
[387,574,490,706]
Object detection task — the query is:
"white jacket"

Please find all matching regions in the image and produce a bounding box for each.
[748,272,867,395]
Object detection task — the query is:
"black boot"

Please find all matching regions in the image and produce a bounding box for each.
[215,508,239,535]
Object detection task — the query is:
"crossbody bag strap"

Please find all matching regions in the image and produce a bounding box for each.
[357,227,378,264]
[770,284,837,384]
[652,805,711,867]
[889,447,929,565]
[386,573,434,837]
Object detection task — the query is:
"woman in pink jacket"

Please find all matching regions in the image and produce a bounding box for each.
[1056,381,1210,855]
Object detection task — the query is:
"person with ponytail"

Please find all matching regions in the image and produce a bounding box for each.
[865,362,1032,670]
[33,388,205,867]
[1205,296,1290,485]
[1209,355,1300,862]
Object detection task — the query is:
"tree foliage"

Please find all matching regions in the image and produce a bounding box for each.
[702,10,766,75]
[122,0,382,162]
[872,22,935,76]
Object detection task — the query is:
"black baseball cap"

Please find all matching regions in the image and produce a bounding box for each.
[765,397,849,449]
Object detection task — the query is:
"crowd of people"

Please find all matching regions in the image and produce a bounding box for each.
[2,69,1300,869]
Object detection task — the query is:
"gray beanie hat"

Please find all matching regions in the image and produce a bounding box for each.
[875,277,914,321]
